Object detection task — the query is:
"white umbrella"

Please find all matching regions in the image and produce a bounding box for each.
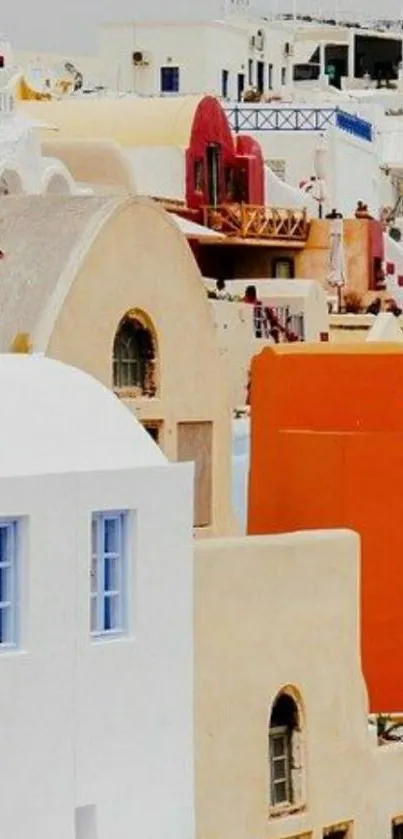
[327,216,346,311]
[313,141,328,218]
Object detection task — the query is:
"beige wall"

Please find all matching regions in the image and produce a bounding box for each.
[330,314,403,343]
[210,300,272,408]
[42,139,136,193]
[194,529,403,839]
[43,197,235,537]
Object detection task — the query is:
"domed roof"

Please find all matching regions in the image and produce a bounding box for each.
[0,355,166,477]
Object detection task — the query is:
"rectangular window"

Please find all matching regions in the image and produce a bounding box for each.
[160,66,180,93]
[91,512,128,637]
[0,520,18,648]
[281,66,287,85]
[269,725,292,805]
[268,63,273,89]
[221,69,229,98]
[248,58,254,85]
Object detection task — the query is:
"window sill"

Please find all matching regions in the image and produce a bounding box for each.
[269,804,306,820]
[91,631,128,644]
[114,388,157,400]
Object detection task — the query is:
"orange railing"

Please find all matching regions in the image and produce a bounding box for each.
[203,204,309,241]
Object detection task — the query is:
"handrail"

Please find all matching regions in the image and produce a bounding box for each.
[225,105,337,133]
[224,105,373,142]
[203,204,309,241]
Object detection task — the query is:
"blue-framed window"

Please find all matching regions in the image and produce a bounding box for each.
[0,520,18,648]
[160,66,180,93]
[91,512,128,637]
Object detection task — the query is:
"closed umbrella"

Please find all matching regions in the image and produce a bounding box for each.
[327,216,346,312]
[313,141,328,218]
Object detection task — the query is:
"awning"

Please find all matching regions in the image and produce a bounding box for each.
[170,213,225,241]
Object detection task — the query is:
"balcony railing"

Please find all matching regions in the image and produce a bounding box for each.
[225,105,373,142]
[254,304,305,342]
[225,105,337,133]
[203,204,309,241]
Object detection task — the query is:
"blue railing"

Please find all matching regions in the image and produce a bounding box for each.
[225,105,373,142]
[335,110,373,142]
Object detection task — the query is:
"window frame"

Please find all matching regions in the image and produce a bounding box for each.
[90,511,129,639]
[160,65,180,94]
[269,724,292,806]
[0,519,19,649]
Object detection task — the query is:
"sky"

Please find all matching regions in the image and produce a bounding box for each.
[2,0,403,55]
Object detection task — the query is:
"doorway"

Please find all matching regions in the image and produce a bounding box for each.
[206,144,220,206]
[177,421,213,528]
[237,72,245,101]
[257,60,265,94]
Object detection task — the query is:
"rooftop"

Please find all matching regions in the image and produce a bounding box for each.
[0,354,166,477]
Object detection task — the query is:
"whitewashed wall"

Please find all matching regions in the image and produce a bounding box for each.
[0,462,195,839]
[255,130,321,188]
[126,146,185,200]
[326,125,381,217]
[97,20,294,97]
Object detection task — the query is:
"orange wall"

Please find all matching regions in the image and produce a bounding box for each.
[296,219,371,299]
[248,343,403,712]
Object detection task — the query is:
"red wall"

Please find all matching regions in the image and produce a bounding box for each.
[186,96,265,212]
[248,344,403,712]
[235,135,265,205]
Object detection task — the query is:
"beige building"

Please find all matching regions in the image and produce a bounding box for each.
[195,529,403,839]
[0,193,234,537]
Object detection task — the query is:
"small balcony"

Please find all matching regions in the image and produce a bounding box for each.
[203,204,309,243]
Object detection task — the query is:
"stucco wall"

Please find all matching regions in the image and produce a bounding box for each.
[42,196,235,537]
[0,462,194,839]
[248,343,403,711]
[194,529,403,839]
[296,218,373,300]
[326,125,381,219]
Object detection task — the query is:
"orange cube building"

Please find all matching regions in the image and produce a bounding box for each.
[248,343,403,712]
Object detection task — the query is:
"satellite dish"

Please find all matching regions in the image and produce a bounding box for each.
[390,227,402,242]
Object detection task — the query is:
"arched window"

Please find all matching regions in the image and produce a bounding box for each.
[268,688,305,813]
[113,316,157,396]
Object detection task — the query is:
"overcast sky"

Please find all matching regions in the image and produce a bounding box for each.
[2,0,403,55]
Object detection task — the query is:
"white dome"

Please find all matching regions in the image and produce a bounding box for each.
[0,354,166,476]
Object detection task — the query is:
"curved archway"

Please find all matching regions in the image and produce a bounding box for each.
[268,685,305,814]
[112,310,158,397]
[0,168,23,195]
[44,172,71,195]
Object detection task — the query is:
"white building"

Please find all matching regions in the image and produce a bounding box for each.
[0,34,82,195]
[0,354,194,839]
[97,14,403,99]
[97,18,297,98]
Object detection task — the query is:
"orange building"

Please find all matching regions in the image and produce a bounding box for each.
[248,343,403,712]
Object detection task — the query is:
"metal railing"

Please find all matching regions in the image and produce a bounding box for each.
[254,304,305,341]
[203,204,309,241]
[224,105,374,142]
[225,105,336,133]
